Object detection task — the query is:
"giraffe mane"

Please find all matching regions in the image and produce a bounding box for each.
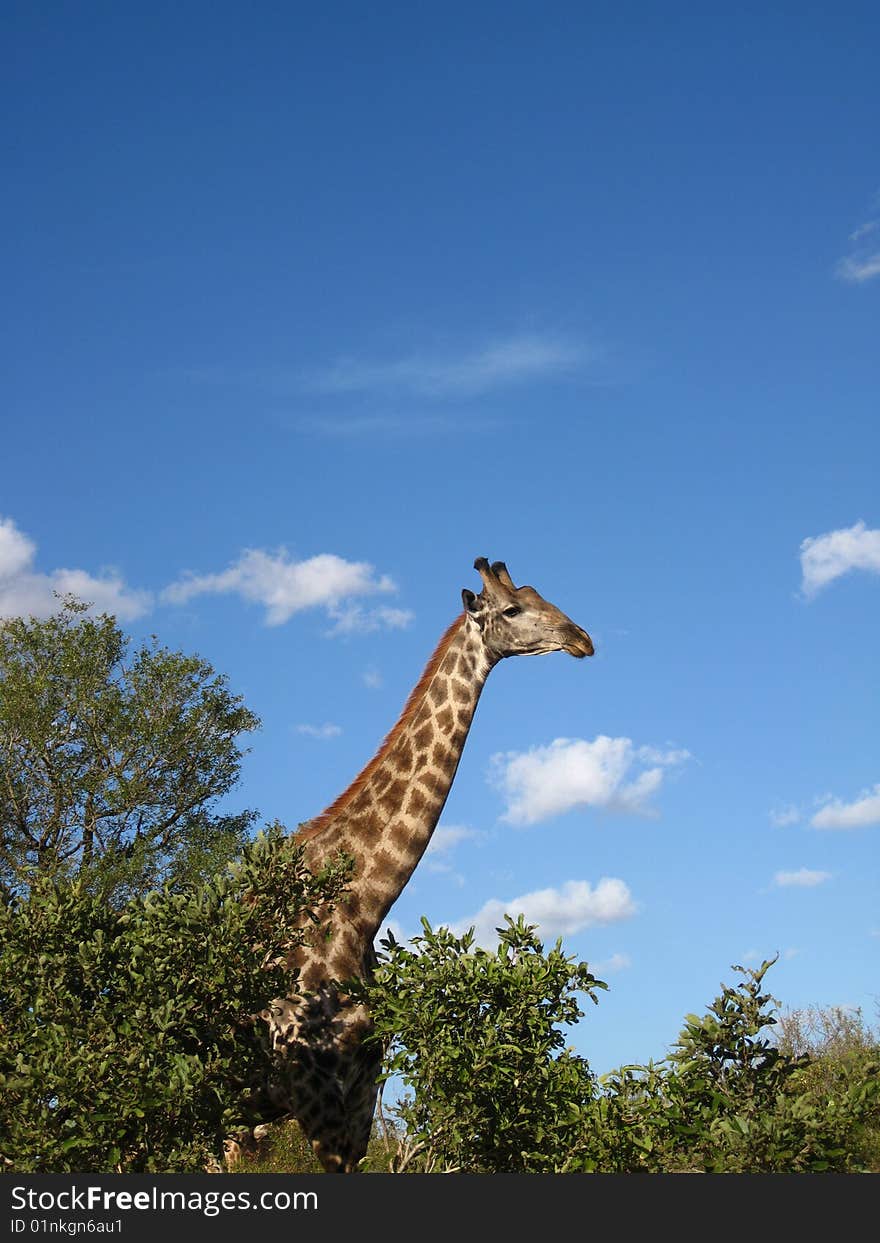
[297,613,466,839]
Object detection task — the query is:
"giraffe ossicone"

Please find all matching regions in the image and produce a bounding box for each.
[261,557,593,1172]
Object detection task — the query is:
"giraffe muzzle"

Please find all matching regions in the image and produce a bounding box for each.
[565,626,594,658]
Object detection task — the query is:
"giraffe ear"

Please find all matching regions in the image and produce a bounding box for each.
[462,588,478,613]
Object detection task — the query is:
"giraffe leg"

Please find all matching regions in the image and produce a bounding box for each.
[298,1094,360,1174]
[294,1041,383,1173]
[345,1043,382,1167]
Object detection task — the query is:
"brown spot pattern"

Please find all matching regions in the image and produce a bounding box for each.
[390,820,412,853]
[432,743,456,775]
[394,738,414,771]
[428,679,448,705]
[452,678,471,705]
[408,787,427,816]
[413,723,433,751]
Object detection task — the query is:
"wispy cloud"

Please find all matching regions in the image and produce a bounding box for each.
[836,253,880,283]
[326,603,414,636]
[769,804,801,828]
[306,333,593,399]
[362,667,383,690]
[799,520,880,596]
[491,736,690,826]
[452,877,637,947]
[593,952,632,974]
[836,201,880,283]
[850,219,880,244]
[811,784,880,830]
[298,414,446,437]
[298,413,503,438]
[163,547,405,629]
[425,824,485,857]
[743,946,799,963]
[0,515,150,622]
[773,868,832,888]
[296,722,342,740]
[423,824,486,883]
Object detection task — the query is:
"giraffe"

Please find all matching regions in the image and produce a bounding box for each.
[261,557,593,1172]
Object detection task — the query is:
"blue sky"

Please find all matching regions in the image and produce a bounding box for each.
[2,2,878,1075]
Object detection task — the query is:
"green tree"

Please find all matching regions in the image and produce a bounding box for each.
[0,598,260,903]
[592,959,880,1172]
[364,917,606,1172]
[0,827,351,1173]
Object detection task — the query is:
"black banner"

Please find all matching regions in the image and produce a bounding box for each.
[2,1172,868,1239]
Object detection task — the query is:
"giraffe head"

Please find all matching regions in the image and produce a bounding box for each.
[461,557,594,661]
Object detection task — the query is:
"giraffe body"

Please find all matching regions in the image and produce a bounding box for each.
[262,559,593,1171]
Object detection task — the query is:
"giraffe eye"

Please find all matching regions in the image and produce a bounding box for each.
[503,606,522,618]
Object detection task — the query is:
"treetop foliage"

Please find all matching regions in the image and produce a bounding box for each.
[0,597,260,904]
[363,916,606,1172]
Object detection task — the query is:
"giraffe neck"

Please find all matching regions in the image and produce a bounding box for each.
[300,614,494,944]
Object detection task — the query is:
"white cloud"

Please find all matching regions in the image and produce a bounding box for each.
[836,253,880,283]
[743,947,797,964]
[769,805,801,828]
[453,877,637,947]
[773,868,832,888]
[163,547,402,627]
[849,220,879,244]
[362,667,383,690]
[636,745,691,766]
[491,735,690,825]
[307,333,592,399]
[811,784,880,830]
[424,825,485,884]
[593,952,632,974]
[296,722,342,740]
[836,205,880,283]
[0,518,35,579]
[425,824,484,857]
[799,520,880,596]
[0,515,150,622]
[745,946,798,962]
[298,413,497,438]
[327,603,414,636]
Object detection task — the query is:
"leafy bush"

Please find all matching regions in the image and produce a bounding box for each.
[777,1003,880,1171]
[0,828,349,1172]
[572,959,880,1173]
[364,917,606,1172]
